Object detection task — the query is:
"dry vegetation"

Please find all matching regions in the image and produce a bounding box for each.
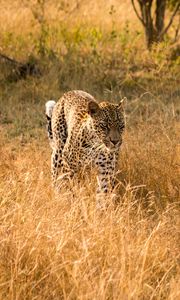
[0,1,180,299]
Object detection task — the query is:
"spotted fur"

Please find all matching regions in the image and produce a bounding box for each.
[46,90,125,207]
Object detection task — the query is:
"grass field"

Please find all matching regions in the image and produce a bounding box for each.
[0,1,180,299]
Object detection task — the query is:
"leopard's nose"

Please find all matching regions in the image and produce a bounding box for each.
[110,138,119,145]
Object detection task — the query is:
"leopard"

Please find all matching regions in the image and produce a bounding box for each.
[45,90,125,208]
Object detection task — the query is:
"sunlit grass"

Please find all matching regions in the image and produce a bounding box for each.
[0,105,179,298]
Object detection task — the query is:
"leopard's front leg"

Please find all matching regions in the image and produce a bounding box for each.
[60,134,84,190]
[95,151,119,209]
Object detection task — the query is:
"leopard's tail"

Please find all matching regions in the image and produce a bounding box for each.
[45,100,56,144]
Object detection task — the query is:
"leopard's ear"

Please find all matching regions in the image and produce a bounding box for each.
[118,97,127,110]
[88,101,100,117]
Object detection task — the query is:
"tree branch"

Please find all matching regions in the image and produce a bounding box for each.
[174,12,180,42]
[131,0,146,27]
[160,3,180,37]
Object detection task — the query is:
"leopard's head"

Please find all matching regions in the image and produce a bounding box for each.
[88,99,126,150]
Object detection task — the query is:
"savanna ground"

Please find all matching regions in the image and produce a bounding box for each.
[0,1,180,299]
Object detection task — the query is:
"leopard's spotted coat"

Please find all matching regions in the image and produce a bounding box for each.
[46,90,125,206]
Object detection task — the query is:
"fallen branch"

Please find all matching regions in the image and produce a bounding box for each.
[0,53,41,80]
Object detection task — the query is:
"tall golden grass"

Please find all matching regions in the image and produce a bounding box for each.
[0,0,180,299]
[1,106,179,299]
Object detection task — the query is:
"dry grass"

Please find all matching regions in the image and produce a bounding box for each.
[0,108,179,299]
[0,0,137,34]
[0,0,180,299]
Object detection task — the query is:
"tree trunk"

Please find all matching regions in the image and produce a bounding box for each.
[139,0,155,49]
[132,0,180,50]
[155,0,166,41]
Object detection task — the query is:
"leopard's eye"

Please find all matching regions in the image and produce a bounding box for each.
[99,123,109,133]
[99,122,106,129]
[119,124,125,131]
